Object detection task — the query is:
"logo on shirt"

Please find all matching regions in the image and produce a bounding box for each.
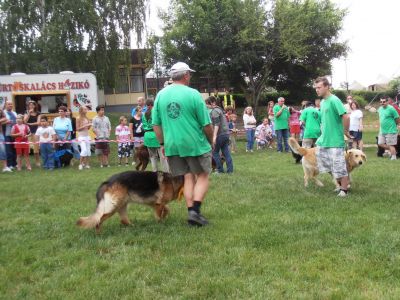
[167,102,181,119]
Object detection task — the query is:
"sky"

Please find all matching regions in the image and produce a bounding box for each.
[146,0,400,88]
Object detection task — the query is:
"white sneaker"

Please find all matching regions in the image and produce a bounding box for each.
[390,155,397,160]
[337,190,348,197]
[2,167,12,172]
[78,164,83,170]
[85,165,90,169]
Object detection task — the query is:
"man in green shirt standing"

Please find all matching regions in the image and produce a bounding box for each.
[314,77,351,197]
[273,97,290,152]
[152,62,213,226]
[377,96,399,160]
[299,101,321,148]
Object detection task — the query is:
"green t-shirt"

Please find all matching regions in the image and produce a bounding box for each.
[273,104,289,130]
[316,94,347,148]
[299,107,321,139]
[378,105,399,134]
[142,113,159,148]
[152,84,212,157]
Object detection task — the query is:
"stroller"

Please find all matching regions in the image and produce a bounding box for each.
[54,144,73,168]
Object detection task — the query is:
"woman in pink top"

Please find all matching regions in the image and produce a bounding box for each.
[289,107,301,141]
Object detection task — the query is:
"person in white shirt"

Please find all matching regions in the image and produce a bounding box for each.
[349,101,363,151]
[35,116,57,170]
[243,106,257,152]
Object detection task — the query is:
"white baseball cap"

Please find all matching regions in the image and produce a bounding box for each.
[170,62,196,75]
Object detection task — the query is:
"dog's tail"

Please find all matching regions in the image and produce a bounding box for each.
[76,182,109,229]
[288,137,308,156]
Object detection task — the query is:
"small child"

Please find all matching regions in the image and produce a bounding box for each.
[35,116,57,170]
[11,114,32,171]
[115,116,131,166]
[228,113,238,153]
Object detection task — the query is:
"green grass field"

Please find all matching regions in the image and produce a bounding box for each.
[1,111,400,299]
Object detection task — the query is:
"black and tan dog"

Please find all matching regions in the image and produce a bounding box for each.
[77,171,184,232]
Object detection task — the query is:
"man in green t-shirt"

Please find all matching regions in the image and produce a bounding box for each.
[299,101,321,148]
[152,62,213,226]
[273,97,290,152]
[377,97,399,160]
[314,77,351,197]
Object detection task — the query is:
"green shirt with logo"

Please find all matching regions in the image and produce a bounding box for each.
[299,107,321,139]
[378,105,399,134]
[152,84,211,157]
[273,104,289,130]
[316,94,347,148]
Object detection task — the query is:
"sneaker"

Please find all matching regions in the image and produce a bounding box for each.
[78,164,83,170]
[337,190,348,197]
[390,155,397,160]
[187,210,209,226]
[85,165,90,169]
[2,167,12,172]
[100,165,104,168]
[132,161,136,165]
[250,150,254,152]
[106,165,111,168]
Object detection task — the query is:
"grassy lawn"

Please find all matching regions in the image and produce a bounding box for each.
[2,111,400,299]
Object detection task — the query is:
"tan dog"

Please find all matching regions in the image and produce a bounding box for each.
[288,137,366,188]
[77,171,184,233]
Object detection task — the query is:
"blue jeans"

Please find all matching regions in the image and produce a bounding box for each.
[40,143,55,169]
[5,135,16,167]
[212,134,233,173]
[276,129,289,152]
[0,134,6,161]
[246,129,255,150]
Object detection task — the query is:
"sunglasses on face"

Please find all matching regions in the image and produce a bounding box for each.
[380,101,387,104]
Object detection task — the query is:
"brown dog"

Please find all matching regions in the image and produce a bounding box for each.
[134,144,149,171]
[288,137,366,188]
[77,171,184,232]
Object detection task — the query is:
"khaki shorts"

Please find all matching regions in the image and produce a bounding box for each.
[29,134,39,154]
[168,152,212,176]
[378,134,398,146]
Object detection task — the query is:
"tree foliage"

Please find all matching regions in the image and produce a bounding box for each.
[0,0,147,88]
[160,0,347,111]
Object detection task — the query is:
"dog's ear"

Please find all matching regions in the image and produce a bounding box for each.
[361,153,367,162]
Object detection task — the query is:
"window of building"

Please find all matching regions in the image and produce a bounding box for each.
[130,68,144,92]
[115,68,129,94]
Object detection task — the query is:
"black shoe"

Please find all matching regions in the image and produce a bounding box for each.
[187,210,209,226]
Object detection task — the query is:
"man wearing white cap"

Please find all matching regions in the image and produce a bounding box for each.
[152,62,213,226]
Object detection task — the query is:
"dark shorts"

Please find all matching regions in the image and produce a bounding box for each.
[168,152,212,176]
[350,131,363,141]
[95,140,110,155]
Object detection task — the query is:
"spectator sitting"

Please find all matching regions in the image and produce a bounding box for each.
[255,118,273,149]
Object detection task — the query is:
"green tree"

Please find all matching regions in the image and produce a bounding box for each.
[160,0,347,112]
[0,0,147,88]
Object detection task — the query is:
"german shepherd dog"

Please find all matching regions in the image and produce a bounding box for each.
[77,171,184,232]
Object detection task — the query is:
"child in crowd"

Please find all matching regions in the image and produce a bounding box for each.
[76,105,92,170]
[92,105,111,167]
[10,114,32,171]
[255,118,274,149]
[228,113,238,153]
[35,116,56,170]
[115,116,131,166]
